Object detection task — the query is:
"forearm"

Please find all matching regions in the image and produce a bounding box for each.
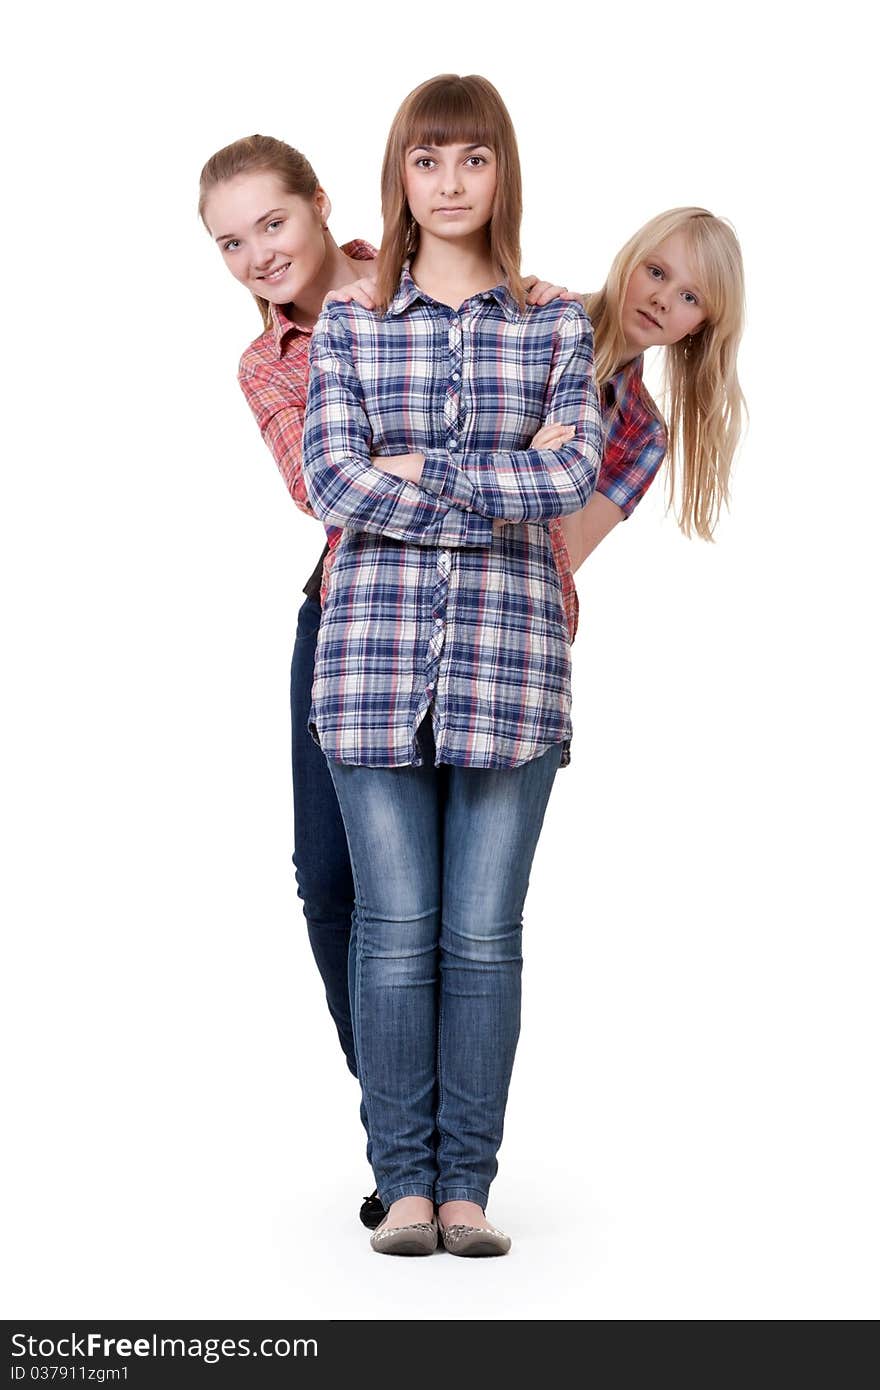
[416,430,601,522]
[303,436,492,548]
[560,493,624,572]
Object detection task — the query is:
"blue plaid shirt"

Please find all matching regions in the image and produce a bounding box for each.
[302,265,602,769]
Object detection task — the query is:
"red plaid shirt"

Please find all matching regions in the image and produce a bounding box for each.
[547,352,667,641]
[239,259,665,643]
[237,240,377,601]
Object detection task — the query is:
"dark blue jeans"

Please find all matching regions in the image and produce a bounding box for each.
[290,596,357,1077]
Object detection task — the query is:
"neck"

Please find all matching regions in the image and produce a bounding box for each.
[410,231,499,309]
[289,234,363,328]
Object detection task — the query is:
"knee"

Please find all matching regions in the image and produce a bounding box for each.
[357,901,440,963]
[441,915,523,966]
[294,859,354,926]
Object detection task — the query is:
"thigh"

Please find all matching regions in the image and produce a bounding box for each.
[290,598,354,894]
[442,744,563,926]
[327,750,443,924]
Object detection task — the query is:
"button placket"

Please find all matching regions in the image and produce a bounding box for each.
[423,547,451,701]
[445,313,463,447]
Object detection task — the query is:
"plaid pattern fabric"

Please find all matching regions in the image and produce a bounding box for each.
[597,354,667,515]
[302,266,602,770]
[547,353,667,640]
[237,239,376,602]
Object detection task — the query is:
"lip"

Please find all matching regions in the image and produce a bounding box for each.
[434,207,471,215]
[637,308,662,329]
[258,261,291,283]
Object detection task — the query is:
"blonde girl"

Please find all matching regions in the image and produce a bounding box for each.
[558,208,746,582]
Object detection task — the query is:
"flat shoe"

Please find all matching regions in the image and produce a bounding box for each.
[370,1215,439,1256]
[439,1222,511,1257]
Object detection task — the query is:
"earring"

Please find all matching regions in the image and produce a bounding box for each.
[684,334,694,360]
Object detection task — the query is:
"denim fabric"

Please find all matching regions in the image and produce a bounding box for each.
[327,718,562,1208]
[290,597,357,1076]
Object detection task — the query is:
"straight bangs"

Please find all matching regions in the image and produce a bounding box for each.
[402,77,507,156]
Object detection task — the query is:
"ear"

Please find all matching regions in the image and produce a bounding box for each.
[314,186,332,228]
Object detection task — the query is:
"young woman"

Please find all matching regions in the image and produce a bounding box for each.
[199,137,377,1088]
[198,134,565,1233]
[301,73,603,1256]
[559,207,745,581]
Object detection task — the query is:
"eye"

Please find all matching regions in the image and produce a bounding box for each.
[413,157,436,169]
[465,155,487,167]
[266,219,284,231]
[682,291,699,306]
[223,239,241,252]
[647,264,664,280]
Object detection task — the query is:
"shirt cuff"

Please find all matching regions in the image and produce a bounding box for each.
[596,480,638,518]
[420,449,479,511]
[436,508,494,548]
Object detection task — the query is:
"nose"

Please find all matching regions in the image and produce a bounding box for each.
[253,241,275,271]
[439,166,464,197]
[649,282,669,312]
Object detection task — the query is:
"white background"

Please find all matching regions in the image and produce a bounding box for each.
[3,0,877,1321]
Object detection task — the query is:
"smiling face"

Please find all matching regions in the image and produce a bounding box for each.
[403,142,497,246]
[622,229,708,354]
[203,170,329,306]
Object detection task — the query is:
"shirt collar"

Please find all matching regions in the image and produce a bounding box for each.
[268,299,310,356]
[606,352,644,405]
[386,261,521,322]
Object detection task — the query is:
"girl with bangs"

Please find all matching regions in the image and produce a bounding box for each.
[197,129,573,1239]
[302,73,603,1256]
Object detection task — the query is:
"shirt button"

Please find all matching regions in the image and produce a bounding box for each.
[449,439,458,449]
[451,371,460,381]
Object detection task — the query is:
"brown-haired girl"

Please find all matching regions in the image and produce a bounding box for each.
[199,137,377,1096]
[302,74,603,1256]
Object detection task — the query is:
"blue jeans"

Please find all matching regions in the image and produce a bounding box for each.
[327,718,562,1208]
[290,597,357,1077]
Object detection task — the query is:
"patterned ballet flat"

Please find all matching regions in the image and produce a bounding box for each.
[369,1215,439,1256]
[439,1222,512,1257]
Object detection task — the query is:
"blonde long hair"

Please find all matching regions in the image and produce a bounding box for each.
[198,134,320,331]
[376,73,525,312]
[586,208,746,540]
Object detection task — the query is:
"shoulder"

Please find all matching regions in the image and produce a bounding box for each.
[608,367,667,457]
[314,298,385,343]
[340,238,379,263]
[520,297,592,346]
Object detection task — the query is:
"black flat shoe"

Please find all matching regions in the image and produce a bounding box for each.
[359,1189,386,1230]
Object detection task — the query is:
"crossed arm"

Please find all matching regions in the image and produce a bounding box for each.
[302,302,602,540]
